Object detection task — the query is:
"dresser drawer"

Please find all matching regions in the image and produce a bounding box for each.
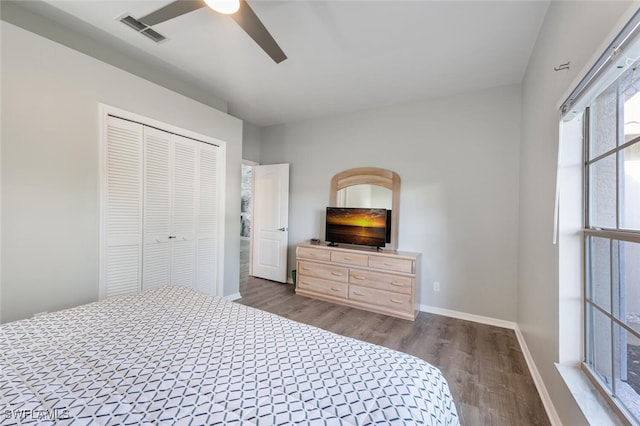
[297,246,331,262]
[349,269,412,295]
[330,251,368,267]
[298,260,348,283]
[368,256,413,273]
[297,276,348,298]
[349,285,413,313]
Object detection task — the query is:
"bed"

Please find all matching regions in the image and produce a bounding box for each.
[0,286,459,425]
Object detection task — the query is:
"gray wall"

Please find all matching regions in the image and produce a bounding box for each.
[242,121,262,163]
[1,21,243,323]
[517,1,635,424]
[261,85,521,322]
[0,0,228,115]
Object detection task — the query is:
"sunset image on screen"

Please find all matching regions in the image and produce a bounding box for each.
[326,208,387,247]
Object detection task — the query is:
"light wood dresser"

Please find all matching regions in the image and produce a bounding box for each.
[295,243,421,320]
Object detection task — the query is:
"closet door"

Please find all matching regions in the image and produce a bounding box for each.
[142,127,171,291]
[195,143,219,294]
[102,112,221,297]
[171,135,197,288]
[103,116,143,297]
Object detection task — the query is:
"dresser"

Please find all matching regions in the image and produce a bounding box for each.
[295,243,421,320]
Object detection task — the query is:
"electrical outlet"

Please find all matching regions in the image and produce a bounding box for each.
[433,281,440,292]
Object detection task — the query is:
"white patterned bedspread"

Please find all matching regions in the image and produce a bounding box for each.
[1,286,459,425]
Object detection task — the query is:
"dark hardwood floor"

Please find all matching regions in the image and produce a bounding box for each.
[237,240,549,425]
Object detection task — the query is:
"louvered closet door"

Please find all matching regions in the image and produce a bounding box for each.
[195,143,218,294]
[142,127,171,291]
[171,135,197,288]
[103,113,221,298]
[104,116,143,297]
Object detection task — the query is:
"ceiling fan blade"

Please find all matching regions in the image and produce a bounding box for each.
[139,0,206,27]
[230,0,287,64]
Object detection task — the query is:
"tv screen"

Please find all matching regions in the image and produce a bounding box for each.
[325,207,387,248]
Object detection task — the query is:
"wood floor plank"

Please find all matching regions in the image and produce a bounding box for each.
[236,245,549,425]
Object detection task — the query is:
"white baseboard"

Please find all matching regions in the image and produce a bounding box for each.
[223,293,241,301]
[514,326,562,426]
[419,304,561,425]
[419,304,517,330]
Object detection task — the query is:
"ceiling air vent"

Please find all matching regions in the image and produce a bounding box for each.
[141,28,166,43]
[119,15,166,43]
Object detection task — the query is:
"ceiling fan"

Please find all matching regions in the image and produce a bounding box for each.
[134,0,287,64]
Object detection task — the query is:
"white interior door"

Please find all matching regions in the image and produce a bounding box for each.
[170,135,197,288]
[102,109,223,299]
[252,164,289,283]
[195,143,219,294]
[103,116,143,298]
[142,127,171,291]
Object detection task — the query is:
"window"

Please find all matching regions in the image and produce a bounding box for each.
[584,58,640,424]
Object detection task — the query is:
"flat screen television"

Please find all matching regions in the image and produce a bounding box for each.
[325,207,387,248]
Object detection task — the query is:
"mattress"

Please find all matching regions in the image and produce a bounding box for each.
[0,286,459,425]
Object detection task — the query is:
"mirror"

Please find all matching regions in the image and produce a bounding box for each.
[336,185,392,209]
[330,168,400,250]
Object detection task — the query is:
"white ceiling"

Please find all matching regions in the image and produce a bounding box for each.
[27,0,549,126]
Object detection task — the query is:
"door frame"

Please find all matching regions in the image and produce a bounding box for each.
[98,104,227,298]
[241,159,259,277]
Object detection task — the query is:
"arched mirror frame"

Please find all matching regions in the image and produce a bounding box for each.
[330,167,400,251]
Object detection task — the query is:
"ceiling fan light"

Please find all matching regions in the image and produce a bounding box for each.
[204,0,240,15]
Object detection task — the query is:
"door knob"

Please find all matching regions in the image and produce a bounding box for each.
[278,227,287,232]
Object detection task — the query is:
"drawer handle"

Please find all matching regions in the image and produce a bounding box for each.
[390,299,404,304]
[390,281,403,287]
[303,267,312,271]
[353,291,365,296]
[383,262,394,266]
[353,275,366,280]
[343,256,352,260]
[330,287,342,292]
[331,272,343,277]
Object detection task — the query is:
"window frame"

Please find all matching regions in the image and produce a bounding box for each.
[582,88,640,425]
